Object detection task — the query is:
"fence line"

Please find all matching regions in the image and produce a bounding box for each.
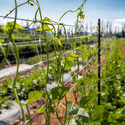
[0,36,88,46]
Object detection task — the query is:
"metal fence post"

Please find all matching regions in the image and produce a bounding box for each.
[98,19,101,105]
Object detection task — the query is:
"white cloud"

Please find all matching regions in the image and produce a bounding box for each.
[113,23,122,28]
[115,18,125,22]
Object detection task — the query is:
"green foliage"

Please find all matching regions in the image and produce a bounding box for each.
[67,108,89,124]
[27,91,43,105]
[1,0,125,124]
[36,24,51,32]
[0,67,46,108]
[50,87,70,101]
[51,36,63,47]
[62,57,75,70]
[1,22,27,35]
[77,11,85,20]
[77,45,87,51]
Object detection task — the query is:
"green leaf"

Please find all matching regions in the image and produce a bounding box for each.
[66,53,79,61]
[80,14,85,20]
[78,45,87,50]
[27,91,43,105]
[51,87,70,101]
[70,42,76,49]
[1,22,27,34]
[80,95,95,109]
[78,87,86,96]
[108,114,117,123]
[68,108,89,116]
[67,56,76,61]
[68,108,89,123]
[78,76,88,86]
[36,24,51,32]
[63,58,74,70]
[43,17,51,22]
[1,25,8,33]
[77,11,85,20]
[70,71,77,83]
[69,53,80,58]
[70,71,75,77]
[51,36,63,47]
[116,108,125,114]
[81,51,88,61]
[52,58,58,66]
[89,72,98,84]
[77,11,83,18]
[90,105,104,123]
[15,23,27,30]
[81,36,87,39]
[37,105,45,113]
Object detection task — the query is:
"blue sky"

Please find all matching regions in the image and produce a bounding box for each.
[0,0,125,29]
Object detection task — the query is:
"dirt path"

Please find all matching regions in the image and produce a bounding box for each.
[119,42,125,57]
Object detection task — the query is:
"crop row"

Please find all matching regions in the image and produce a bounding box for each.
[0,0,125,124]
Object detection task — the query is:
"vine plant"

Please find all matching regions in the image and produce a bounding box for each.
[0,0,88,124]
[1,0,125,125]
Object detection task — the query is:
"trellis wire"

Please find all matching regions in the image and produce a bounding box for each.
[0,15,76,27]
[23,48,99,125]
[1,42,92,76]
[63,47,99,86]
[23,101,49,125]
[40,51,99,125]
[0,36,89,46]
[0,49,76,78]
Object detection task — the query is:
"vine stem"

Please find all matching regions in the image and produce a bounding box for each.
[26,105,32,125]
[58,0,86,23]
[35,0,51,124]
[64,96,67,125]
[53,102,63,125]
[0,45,11,66]
[4,0,29,18]
[11,0,26,122]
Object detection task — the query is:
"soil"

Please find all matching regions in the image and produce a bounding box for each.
[119,42,125,58]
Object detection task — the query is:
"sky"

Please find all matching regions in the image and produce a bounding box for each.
[0,0,125,31]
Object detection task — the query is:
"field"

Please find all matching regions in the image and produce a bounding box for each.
[0,0,125,125]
